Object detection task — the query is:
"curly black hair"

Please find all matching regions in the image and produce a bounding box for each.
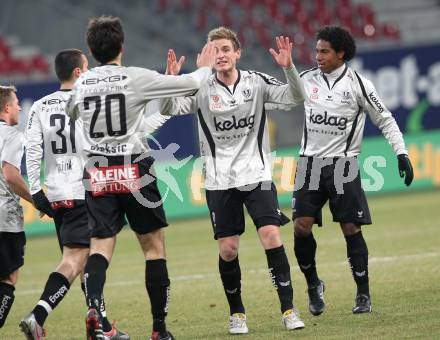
[316,26,356,61]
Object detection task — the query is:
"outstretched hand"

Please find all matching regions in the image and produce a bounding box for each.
[269,36,293,68]
[165,49,185,76]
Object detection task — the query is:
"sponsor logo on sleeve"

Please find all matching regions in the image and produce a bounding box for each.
[368,92,384,113]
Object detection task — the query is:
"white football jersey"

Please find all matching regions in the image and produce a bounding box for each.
[67,65,211,156]
[26,93,169,202]
[25,90,85,201]
[0,121,25,232]
[299,64,407,157]
[165,65,305,190]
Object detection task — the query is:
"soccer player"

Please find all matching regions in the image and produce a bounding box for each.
[67,16,215,340]
[21,49,129,340]
[292,26,414,315]
[0,85,33,329]
[164,27,306,334]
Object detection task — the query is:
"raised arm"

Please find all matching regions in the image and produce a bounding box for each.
[157,48,200,117]
[263,36,305,105]
[137,42,215,100]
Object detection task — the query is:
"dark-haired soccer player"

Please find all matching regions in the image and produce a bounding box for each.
[0,85,32,329]
[21,49,128,340]
[67,16,216,340]
[164,26,305,334]
[292,26,413,315]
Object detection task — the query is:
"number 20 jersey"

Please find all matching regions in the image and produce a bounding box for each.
[26,90,85,201]
[67,64,211,156]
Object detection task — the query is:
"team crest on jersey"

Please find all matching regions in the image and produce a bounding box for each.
[310,87,319,100]
[242,88,251,98]
[341,91,351,104]
[210,95,222,109]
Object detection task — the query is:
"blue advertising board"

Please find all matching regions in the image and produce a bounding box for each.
[351,43,440,136]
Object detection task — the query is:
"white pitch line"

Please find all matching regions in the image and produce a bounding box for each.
[15,251,439,296]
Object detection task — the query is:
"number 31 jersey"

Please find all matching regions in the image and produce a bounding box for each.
[25,90,85,201]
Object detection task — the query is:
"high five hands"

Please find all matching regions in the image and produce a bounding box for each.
[165,49,185,76]
[166,42,216,75]
[269,36,294,68]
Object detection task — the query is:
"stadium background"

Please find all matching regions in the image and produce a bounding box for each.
[0,1,439,339]
[1,0,438,234]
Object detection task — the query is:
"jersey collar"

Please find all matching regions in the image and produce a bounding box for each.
[215,69,241,95]
[321,64,348,90]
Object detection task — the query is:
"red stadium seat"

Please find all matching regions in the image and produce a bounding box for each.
[0,37,11,61]
[381,22,400,40]
[357,3,376,25]
[218,5,232,28]
[180,0,192,11]
[297,45,313,65]
[196,6,208,30]
[30,55,50,74]
[10,58,31,75]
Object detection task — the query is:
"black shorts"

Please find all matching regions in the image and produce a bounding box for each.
[292,157,372,226]
[0,232,26,279]
[53,200,90,249]
[84,154,168,238]
[206,181,290,240]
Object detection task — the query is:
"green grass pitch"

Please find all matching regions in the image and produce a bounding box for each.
[2,189,439,339]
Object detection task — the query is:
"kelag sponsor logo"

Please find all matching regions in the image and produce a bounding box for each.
[214,114,255,131]
[368,92,384,113]
[309,111,347,130]
[49,285,68,303]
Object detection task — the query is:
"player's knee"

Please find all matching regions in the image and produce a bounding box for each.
[340,223,361,236]
[1,270,19,286]
[58,252,87,280]
[219,243,239,261]
[294,218,313,237]
[258,226,282,249]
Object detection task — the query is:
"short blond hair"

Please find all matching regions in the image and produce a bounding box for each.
[0,85,17,112]
[207,26,241,50]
